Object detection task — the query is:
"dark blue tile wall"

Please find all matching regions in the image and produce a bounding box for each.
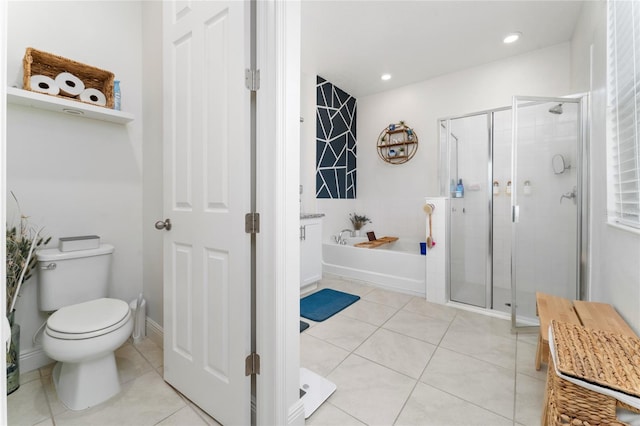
[316,76,357,199]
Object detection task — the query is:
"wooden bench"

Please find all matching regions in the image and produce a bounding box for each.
[573,300,638,338]
[535,292,581,370]
[535,292,638,371]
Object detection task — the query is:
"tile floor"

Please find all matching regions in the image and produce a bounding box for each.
[9,275,547,426]
[7,338,222,426]
[301,276,546,426]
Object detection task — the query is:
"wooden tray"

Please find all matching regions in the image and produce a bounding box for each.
[354,236,398,249]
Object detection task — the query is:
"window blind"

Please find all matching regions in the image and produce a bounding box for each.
[607,0,640,229]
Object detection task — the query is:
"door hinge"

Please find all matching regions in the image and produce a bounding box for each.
[245,69,260,91]
[245,213,260,234]
[245,352,260,376]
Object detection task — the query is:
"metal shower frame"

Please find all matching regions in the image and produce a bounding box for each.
[438,94,590,331]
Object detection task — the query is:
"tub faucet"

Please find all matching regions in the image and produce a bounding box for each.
[335,229,353,245]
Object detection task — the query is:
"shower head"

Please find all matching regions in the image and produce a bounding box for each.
[548,103,563,115]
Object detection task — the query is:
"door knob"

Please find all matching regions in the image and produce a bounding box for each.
[155,218,172,231]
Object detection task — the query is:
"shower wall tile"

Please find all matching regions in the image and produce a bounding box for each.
[316,76,357,199]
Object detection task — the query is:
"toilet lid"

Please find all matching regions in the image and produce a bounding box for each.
[47,298,130,336]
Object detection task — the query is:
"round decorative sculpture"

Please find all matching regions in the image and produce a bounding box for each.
[376,121,418,164]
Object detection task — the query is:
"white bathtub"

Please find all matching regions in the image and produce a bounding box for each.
[322,237,426,297]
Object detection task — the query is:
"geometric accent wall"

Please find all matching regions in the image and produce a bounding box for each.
[316,76,357,199]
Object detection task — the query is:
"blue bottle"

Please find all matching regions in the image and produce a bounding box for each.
[456,179,464,198]
[114,80,121,111]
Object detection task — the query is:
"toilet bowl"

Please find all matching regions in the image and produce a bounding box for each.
[42,298,133,410]
[37,243,134,410]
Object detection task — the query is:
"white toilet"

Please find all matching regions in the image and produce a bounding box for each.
[37,244,133,410]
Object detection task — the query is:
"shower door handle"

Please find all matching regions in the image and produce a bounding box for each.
[512,205,520,223]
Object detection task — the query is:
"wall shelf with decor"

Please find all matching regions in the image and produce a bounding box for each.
[377,122,418,164]
[7,87,134,124]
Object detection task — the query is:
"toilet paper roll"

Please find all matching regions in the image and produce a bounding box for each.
[79,88,107,106]
[55,72,85,97]
[29,75,60,95]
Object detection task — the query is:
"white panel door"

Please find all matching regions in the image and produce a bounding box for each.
[162,1,251,425]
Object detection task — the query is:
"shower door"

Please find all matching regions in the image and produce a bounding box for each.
[511,96,585,328]
[446,114,492,308]
[440,95,586,323]
[444,110,513,312]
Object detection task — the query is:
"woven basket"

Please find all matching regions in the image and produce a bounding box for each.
[22,47,114,109]
[545,360,628,425]
[543,321,640,426]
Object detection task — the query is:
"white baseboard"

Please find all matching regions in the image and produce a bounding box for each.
[287,399,305,425]
[145,316,164,348]
[20,347,52,374]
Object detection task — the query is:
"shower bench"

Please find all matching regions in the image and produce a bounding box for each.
[534,292,638,371]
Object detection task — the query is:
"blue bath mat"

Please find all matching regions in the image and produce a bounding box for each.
[300,321,310,332]
[300,289,360,322]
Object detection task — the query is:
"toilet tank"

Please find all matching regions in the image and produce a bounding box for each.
[37,244,114,312]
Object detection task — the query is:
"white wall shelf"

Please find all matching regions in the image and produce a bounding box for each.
[6,87,134,124]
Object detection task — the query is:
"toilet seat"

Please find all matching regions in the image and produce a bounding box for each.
[46,298,131,340]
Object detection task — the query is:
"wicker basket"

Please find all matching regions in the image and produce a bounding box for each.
[22,47,114,109]
[544,359,628,425]
[543,321,640,426]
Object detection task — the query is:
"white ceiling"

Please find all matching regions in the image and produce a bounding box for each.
[301,1,585,98]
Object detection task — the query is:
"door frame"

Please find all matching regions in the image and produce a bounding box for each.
[255,1,304,425]
[1,0,7,418]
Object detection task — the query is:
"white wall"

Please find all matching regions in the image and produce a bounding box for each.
[6,1,146,368]
[303,43,573,243]
[141,1,164,328]
[570,0,640,333]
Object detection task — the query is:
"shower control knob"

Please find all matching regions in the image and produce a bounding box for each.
[155,218,172,231]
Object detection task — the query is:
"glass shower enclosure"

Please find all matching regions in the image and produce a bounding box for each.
[439,95,587,328]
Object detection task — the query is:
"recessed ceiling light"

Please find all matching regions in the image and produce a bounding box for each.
[503,32,521,44]
[381,74,391,81]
